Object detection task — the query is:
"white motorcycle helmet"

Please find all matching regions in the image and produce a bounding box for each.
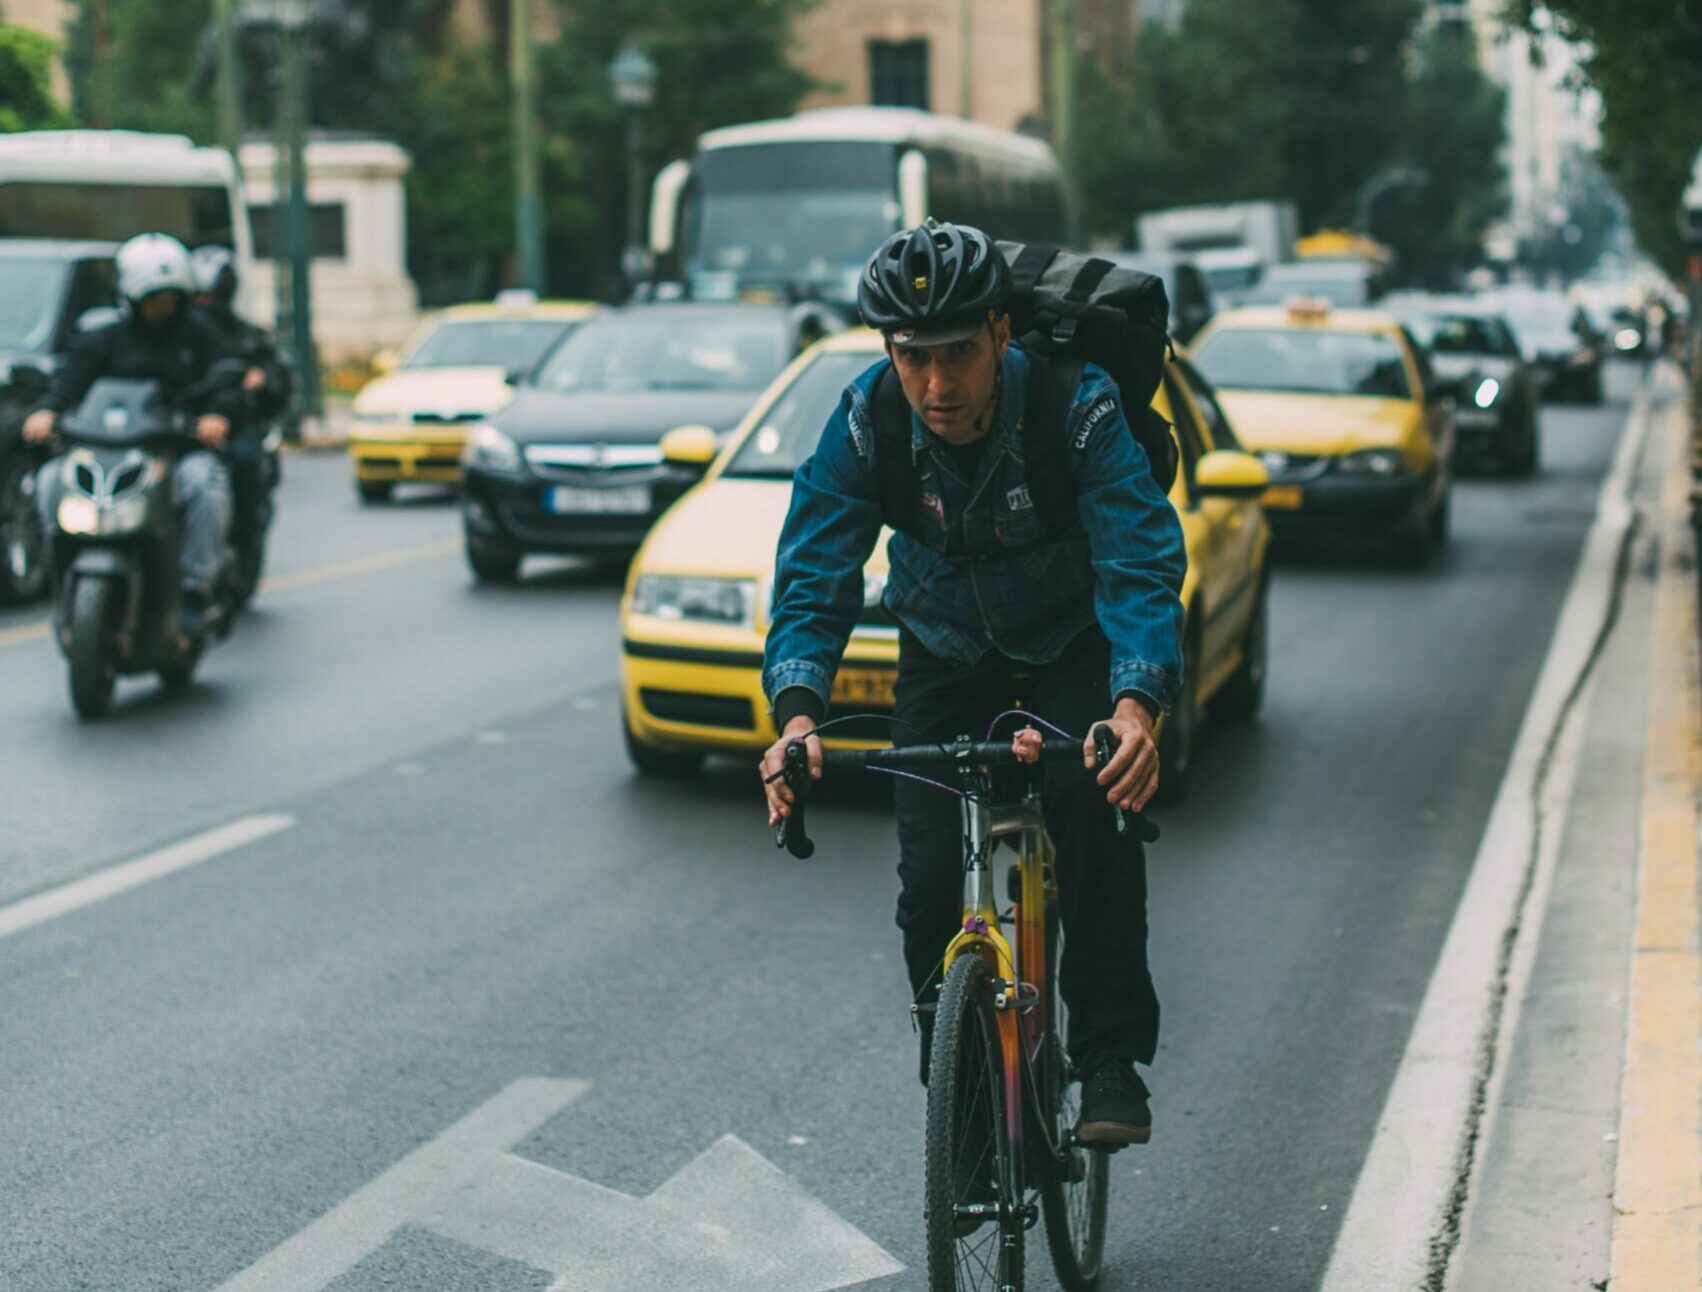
[116,233,195,311]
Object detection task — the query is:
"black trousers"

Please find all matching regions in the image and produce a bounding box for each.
[892,625,1160,1065]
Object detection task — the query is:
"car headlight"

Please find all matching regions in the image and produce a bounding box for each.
[1334,448,1407,476]
[1257,449,1291,474]
[463,422,521,470]
[1473,378,1501,410]
[631,574,756,628]
[1614,328,1641,351]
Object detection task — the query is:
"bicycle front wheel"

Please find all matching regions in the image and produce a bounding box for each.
[926,951,1022,1291]
[1040,903,1109,1291]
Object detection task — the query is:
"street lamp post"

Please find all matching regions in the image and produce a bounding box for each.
[511,0,544,293]
[608,46,657,291]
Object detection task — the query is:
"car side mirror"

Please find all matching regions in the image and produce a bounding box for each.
[660,424,718,468]
[370,349,400,376]
[1193,449,1270,500]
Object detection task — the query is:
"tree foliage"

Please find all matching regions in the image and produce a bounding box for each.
[0,23,72,132]
[1510,0,1702,278]
[1078,2,1506,286]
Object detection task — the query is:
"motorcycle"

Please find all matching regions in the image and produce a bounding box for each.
[47,360,247,718]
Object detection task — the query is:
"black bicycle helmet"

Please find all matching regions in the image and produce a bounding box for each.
[858,221,1011,344]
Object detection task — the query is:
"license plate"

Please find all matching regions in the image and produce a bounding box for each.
[545,485,650,515]
[832,667,896,708]
[1261,485,1303,510]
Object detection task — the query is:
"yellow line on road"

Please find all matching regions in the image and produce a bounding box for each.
[0,538,462,649]
[0,621,50,648]
[1611,397,1702,1291]
[258,538,460,593]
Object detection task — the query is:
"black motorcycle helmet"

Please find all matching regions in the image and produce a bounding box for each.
[858,221,1011,345]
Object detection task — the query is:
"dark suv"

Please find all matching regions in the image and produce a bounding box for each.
[0,240,119,603]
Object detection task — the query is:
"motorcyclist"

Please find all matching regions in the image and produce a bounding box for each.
[23,233,240,635]
[190,245,293,550]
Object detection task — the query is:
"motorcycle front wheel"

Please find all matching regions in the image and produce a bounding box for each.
[68,578,119,719]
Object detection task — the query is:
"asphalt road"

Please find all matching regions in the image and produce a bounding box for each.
[0,367,1636,1291]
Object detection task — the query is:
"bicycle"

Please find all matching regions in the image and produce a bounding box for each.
[774,723,1159,1291]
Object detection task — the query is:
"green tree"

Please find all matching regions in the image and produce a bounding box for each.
[1510,1,1702,279]
[1375,21,1506,288]
[0,23,72,132]
[65,0,212,137]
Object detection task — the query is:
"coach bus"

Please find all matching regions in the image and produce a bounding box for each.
[648,107,1067,307]
[0,131,255,311]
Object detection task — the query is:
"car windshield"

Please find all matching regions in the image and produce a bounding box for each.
[404,318,577,371]
[722,350,879,478]
[1405,314,1513,356]
[1193,327,1413,399]
[0,257,64,353]
[534,311,789,394]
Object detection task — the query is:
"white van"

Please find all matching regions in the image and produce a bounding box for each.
[0,131,255,313]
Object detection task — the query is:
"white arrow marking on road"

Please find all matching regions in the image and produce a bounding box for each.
[217,1079,903,1292]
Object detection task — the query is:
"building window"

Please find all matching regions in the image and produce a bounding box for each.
[869,38,929,111]
[250,202,348,260]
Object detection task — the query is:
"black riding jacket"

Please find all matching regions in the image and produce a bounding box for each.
[34,308,242,422]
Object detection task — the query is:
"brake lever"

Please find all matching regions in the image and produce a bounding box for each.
[775,739,816,859]
[1091,724,1161,845]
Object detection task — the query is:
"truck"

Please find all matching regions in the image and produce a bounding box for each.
[1135,200,1301,304]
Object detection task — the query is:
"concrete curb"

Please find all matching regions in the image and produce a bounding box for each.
[1610,393,1702,1290]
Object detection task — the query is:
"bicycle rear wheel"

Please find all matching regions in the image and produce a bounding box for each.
[926,951,1023,1291]
[1040,904,1109,1291]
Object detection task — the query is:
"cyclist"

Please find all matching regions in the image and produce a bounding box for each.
[758,223,1186,1146]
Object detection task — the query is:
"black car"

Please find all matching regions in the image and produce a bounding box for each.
[1477,289,1602,405]
[1391,300,1540,475]
[460,300,844,580]
[0,240,120,603]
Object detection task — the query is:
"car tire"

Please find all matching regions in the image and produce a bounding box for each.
[0,453,49,605]
[623,710,704,777]
[1213,573,1268,722]
[1154,629,1200,806]
[1393,504,1438,568]
[465,532,521,584]
[357,480,394,504]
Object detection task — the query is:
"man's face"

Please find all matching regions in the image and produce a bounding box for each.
[137,291,182,329]
[888,315,1012,445]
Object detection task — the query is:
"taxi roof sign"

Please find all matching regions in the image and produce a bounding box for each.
[1285,296,1333,322]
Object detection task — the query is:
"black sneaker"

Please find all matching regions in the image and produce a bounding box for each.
[1076,1055,1152,1147]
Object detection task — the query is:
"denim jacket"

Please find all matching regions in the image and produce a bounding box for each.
[762,343,1186,715]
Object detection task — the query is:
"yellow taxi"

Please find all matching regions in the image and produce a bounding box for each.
[620,330,1273,802]
[1188,301,1455,564]
[348,294,596,502]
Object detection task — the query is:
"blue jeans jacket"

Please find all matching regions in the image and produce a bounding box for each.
[763,343,1186,717]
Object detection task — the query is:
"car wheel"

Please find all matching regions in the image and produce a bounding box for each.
[1393,504,1438,568]
[1154,629,1200,806]
[465,532,521,584]
[0,454,49,605]
[623,710,704,777]
[357,480,394,504]
[1213,573,1268,722]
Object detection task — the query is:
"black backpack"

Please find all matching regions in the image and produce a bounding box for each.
[871,243,1178,541]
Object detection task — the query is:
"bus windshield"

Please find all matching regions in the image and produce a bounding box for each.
[684,142,900,298]
[0,181,240,248]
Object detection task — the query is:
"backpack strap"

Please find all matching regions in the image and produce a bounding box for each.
[1019,355,1086,536]
[1049,257,1115,344]
[872,363,921,535]
[1008,243,1059,297]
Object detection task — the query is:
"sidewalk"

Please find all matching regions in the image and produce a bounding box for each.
[1448,372,1702,1291]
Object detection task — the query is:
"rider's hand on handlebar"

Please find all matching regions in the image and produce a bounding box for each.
[22,409,56,444]
[1087,698,1160,813]
[760,716,822,827]
[243,367,267,393]
[196,414,230,447]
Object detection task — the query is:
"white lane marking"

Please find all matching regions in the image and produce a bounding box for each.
[216,1079,589,1292]
[0,814,295,941]
[1320,392,1652,1290]
[218,1079,902,1292]
[0,619,50,648]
